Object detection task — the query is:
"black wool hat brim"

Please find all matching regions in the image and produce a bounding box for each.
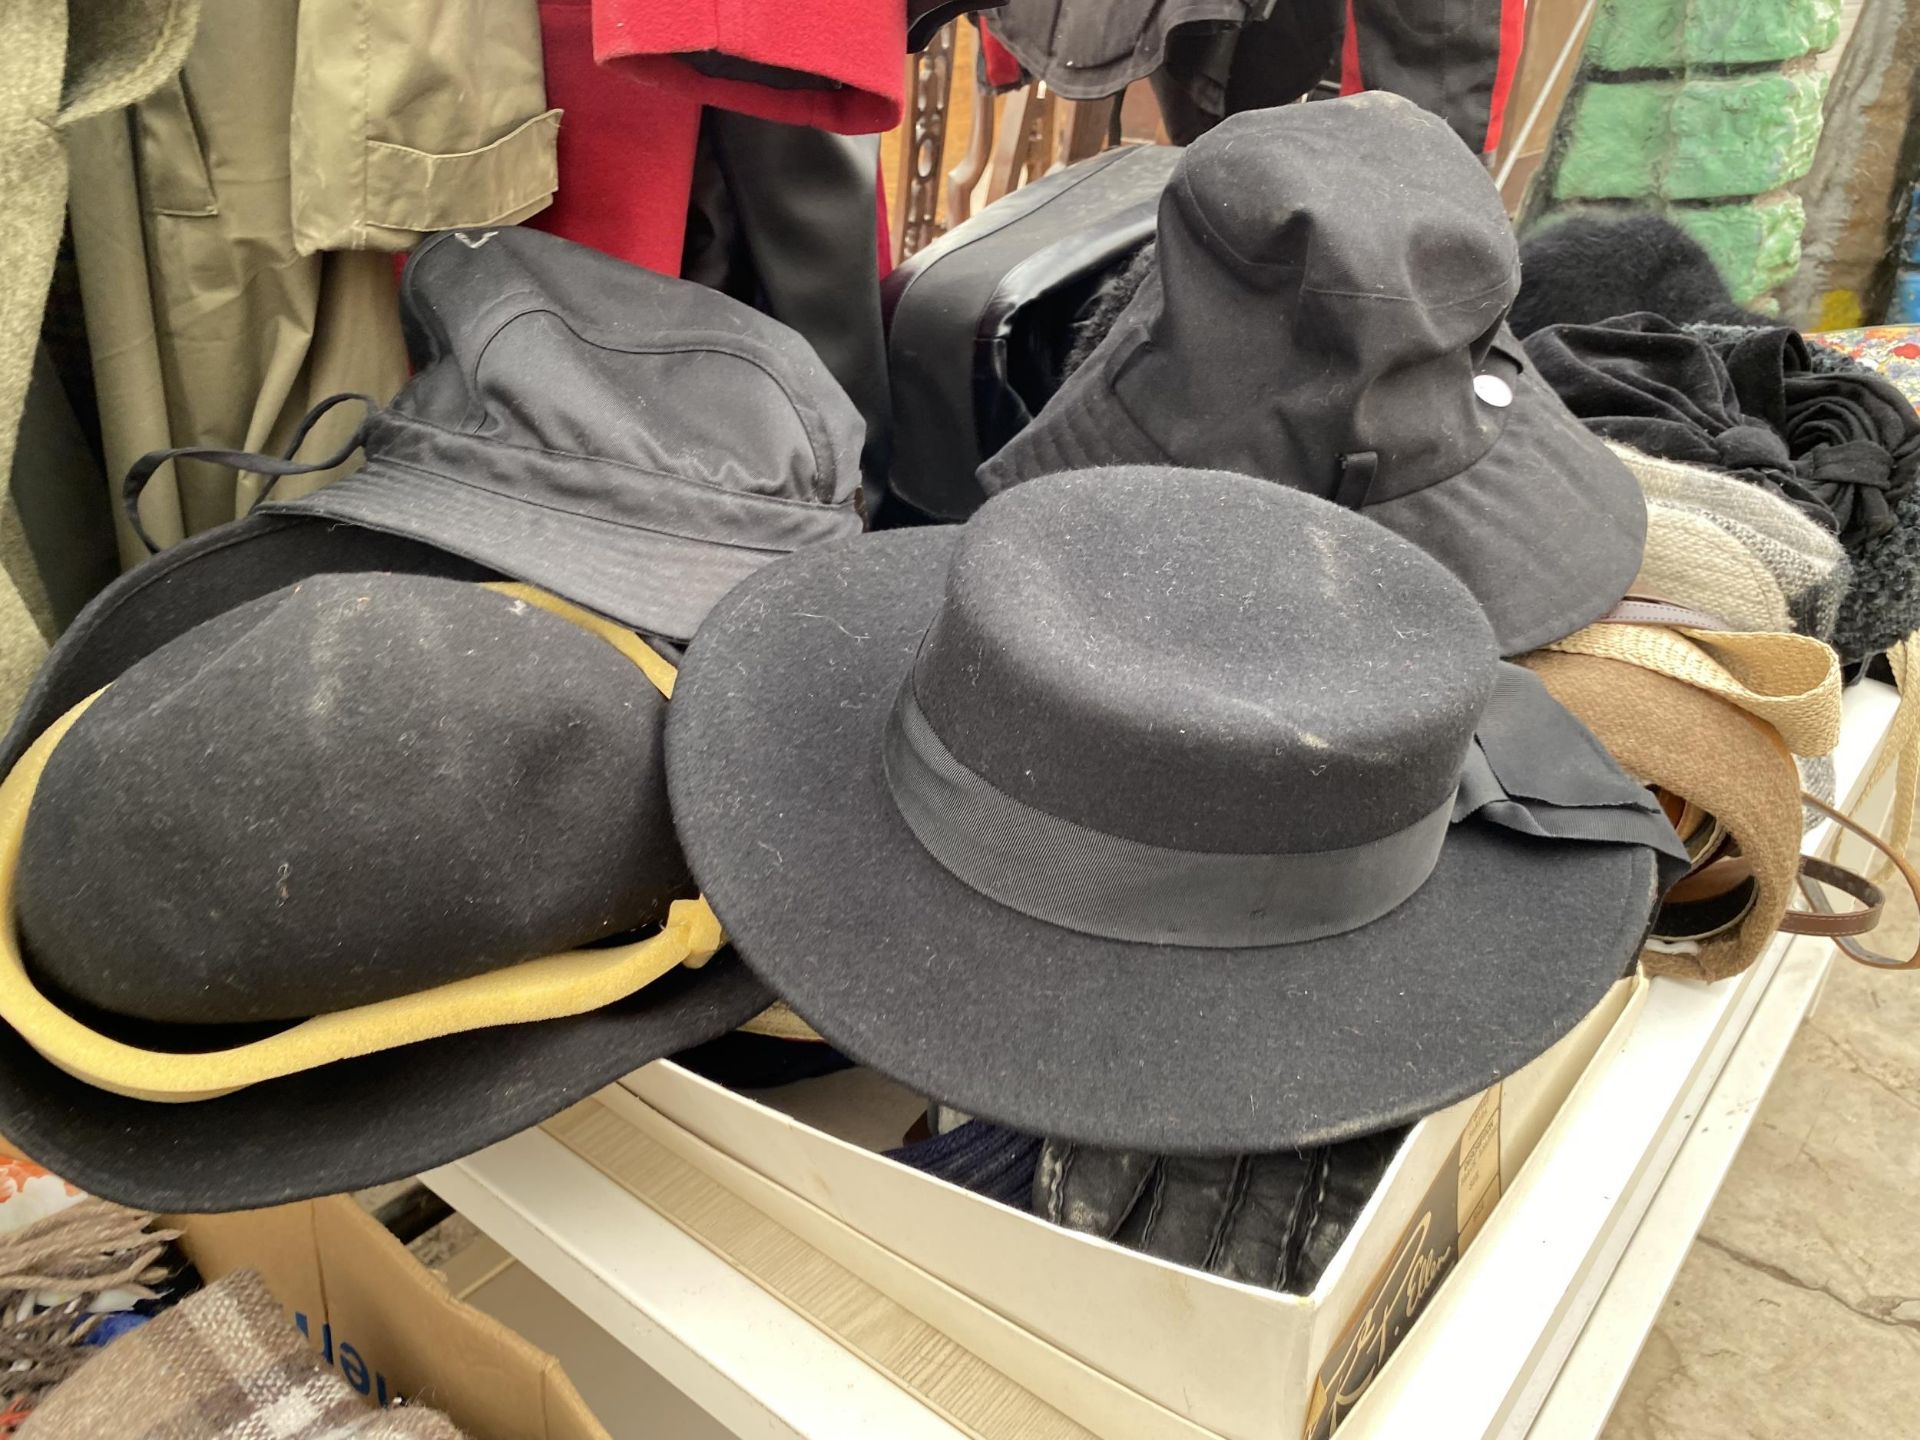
[1365,363,1647,656]
[667,530,1661,1155]
[0,511,773,1208]
[0,956,770,1212]
[1,514,498,777]
[983,361,1645,658]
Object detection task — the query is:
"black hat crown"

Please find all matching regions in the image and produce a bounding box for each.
[895,467,1497,880]
[1127,94,1519,503]
[17,575,687,1026]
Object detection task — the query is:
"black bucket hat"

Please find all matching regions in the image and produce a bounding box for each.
[978,94,1647,656]
[666,468,1686,1153]
[122,224,865,643]
[0,574,770,1211]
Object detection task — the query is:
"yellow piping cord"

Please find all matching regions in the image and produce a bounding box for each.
[0,582,722,1102]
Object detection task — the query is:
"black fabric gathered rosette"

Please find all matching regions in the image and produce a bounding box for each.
[1526,313,1920,555]
[1702,323,1920,552]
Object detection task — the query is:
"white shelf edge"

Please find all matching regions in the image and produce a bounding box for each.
[1340,678,1900,1440]
[1521,935,1835,1438]
[424,1131,971,1440]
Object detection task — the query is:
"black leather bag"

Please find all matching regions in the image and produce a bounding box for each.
[882,144,1180,520]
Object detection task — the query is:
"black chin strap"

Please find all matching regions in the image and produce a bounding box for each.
[122,392,377,555]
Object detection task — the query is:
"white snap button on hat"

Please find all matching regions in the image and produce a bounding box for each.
[1474,372,1514,408]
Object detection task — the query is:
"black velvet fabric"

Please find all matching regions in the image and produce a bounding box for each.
[666,469,1668,1153]
[1702,324,1920,550]
[1772,333,1920,662]
[1525,313,1920,553]
[1510,213,1767,338]
[19,575,687,1024]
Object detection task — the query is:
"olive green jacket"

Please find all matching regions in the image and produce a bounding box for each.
[67,0,559,564]
[1,0,201,720]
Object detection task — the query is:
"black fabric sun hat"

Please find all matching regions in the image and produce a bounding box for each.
[119,224,864,636]
[0,574,768,1211]
[977,93,1647,656]
[667,467,1686,1154]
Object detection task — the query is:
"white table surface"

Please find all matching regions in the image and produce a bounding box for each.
[428,679,1901,1440]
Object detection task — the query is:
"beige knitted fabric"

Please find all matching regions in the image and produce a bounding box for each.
[1611,444,1851,640]
[18,1268,467,1439]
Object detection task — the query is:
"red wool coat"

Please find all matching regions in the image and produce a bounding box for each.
[533,0,900,274]
[593,0,907,134]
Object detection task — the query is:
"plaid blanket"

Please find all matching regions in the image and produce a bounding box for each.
[16,1269,465,1439]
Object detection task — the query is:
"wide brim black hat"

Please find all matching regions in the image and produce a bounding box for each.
[666,523,1669,1155]
[0,516,771,1211]
[985,348,1643,658]
[0,963,766,1212]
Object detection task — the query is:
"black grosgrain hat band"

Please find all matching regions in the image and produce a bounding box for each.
[883,683,1455,946]
[883,666,1689,948]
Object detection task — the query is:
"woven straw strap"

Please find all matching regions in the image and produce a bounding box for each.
[1849,633,1920,896]
[1545,622,1841,758]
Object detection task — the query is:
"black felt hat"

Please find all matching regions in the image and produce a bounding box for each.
[0,575,769,1211]
[667,468,1686,1153]
[977,93,1647,656]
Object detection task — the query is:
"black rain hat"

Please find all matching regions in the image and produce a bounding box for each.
[123,224,865,641]
[666,468,1686,1154]
[0,574,769,1211]
[978,94,1647,656]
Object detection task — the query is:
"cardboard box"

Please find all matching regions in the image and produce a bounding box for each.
[175,1196,610,1440]
[538,977,1642,1440]
[442,1237,735,1440]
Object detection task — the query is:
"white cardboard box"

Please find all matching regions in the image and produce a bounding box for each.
[540,976,1642,1440]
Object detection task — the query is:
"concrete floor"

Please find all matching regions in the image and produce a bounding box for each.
[1604,868,1920,1436]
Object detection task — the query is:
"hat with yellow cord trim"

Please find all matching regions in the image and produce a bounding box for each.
[0,573,768,1212]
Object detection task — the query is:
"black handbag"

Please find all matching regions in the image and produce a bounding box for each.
[883,144,1181,520]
